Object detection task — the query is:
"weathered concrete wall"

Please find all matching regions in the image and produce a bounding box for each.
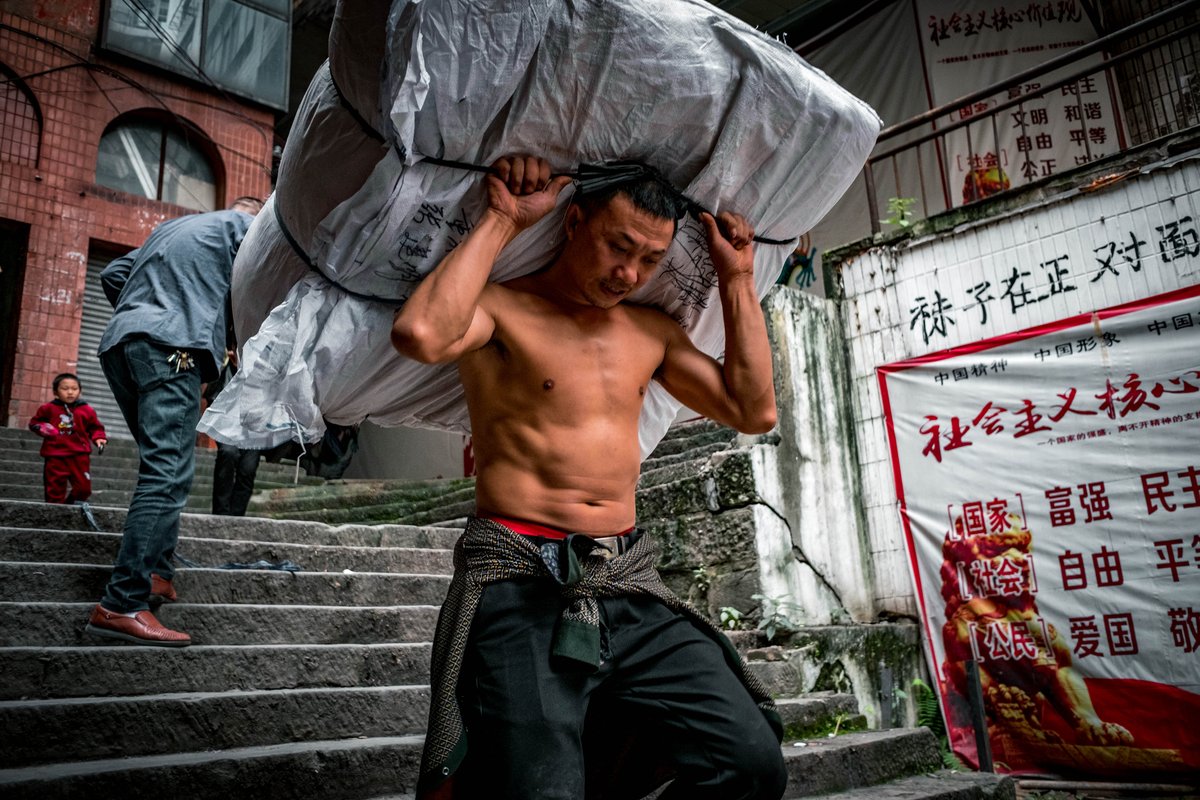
[832,147,1200,617]
[758,287,877,624]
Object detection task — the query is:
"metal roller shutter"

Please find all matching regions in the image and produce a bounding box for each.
[77,250,131,439]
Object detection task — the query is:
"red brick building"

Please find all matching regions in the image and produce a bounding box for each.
[1,0,280,433]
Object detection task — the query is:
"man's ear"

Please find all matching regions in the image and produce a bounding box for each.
[564,204,583,240]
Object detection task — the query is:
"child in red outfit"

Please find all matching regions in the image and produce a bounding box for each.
[28,373,108,504]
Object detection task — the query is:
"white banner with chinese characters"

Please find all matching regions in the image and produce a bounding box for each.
[879,284,1200,778]
[916,0,1123,206]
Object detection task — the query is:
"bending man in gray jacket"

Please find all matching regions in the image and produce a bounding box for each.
[86,197,261,647]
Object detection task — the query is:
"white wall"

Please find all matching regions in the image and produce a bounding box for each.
[761,287,877,624]
[343,421,468,481]
[838,152,1200,616]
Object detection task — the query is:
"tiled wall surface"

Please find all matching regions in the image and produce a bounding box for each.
[1,8,274,427]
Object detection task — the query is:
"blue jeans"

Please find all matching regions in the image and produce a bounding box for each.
[99,339,201,613]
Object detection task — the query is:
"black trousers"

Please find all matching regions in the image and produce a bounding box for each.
[458,578,787,800]
[211,442,260,516]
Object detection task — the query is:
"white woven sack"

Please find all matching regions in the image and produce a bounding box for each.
[200,0,880,457]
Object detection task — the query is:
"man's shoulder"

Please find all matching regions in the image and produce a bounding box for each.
[484,277,543,311]
[620,300,680,334]
[152,209,252,239]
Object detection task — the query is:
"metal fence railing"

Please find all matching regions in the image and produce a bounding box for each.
[864,1,1200,234]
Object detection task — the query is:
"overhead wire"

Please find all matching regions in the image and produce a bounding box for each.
[0,21,273,179]
[121,0,278,140]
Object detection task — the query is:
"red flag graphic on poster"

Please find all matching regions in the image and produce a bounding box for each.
[879,284,1200,778]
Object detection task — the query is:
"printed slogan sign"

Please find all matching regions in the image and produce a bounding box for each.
[916,0,1123,206]
[879,284,1200,778]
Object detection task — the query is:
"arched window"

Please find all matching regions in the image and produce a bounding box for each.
[0,63,42,167]
[95,112,221,211]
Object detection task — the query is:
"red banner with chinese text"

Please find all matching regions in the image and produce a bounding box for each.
[879,284,1200,778]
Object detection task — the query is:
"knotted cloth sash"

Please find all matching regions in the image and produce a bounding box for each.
[417,516,781,797]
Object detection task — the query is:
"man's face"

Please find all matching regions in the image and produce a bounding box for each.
[563,194,675,309]
[55,379,81,403]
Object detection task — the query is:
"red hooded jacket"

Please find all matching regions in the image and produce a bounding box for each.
[29,400,106,457]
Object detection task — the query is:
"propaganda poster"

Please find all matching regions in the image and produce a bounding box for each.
[916,0,1123,206]
[879,284,1200,777]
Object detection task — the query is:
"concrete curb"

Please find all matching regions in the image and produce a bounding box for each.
[0,528,454,574]
[0,562,452,607]
[0,601,440,648]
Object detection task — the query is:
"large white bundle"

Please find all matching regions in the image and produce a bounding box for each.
[201,0,880,457]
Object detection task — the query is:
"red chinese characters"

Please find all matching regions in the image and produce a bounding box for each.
[916,369,1200,462]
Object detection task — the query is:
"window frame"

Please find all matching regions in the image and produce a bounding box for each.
[95,110,225,211]
[99,0,291,111]
[0,62,44,168]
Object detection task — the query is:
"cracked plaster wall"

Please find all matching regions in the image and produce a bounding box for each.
[753,287,879,624]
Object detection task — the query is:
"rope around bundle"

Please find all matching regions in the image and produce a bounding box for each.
[420,155,798,246]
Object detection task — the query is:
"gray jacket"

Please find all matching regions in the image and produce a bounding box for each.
[99,209,254,382]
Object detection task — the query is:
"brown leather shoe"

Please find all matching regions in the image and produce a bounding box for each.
[85,604,191,647]
[149,574,178,603]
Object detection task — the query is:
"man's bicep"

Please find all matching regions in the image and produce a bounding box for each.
[655,327,738,423]
[420,299,497,364]
[454,302,498,357]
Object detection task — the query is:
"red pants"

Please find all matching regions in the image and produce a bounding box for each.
[43,454,92,504]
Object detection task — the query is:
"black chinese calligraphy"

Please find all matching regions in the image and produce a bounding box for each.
[927,3,1084,46]
[659,220,717,323]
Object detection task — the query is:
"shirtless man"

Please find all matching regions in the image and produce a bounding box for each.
[393,156,787,800]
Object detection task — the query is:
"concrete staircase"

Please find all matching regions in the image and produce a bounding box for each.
[0,426,323,513]
[248,476,476,527]
[0,499,452,798]
[0,420,1016,798]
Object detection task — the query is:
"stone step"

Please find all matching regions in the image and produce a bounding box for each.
[0,563,451,608]
[0,528,454,574]
[0,446,314,483]
[0,734,426,800]
[0,485,140,505]
[250,477,473,508]
[637,444,731,487]
[0,470,307,499]
[0,500,463,548]
[782,728,941,796]
[0,489,222,515]
[0,685,431,767]
[636,449,762,521]
[746,623,922,702]
[0,456,311,484]
[809,770,1016,800]
[0,602,440,648]
[0,482,296,513]
[776,692,865,738]
[254,494,477,527]
[249,484,477,520]
[644,421,737,458]
[0,727,950,799]
[0,641,432,699]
